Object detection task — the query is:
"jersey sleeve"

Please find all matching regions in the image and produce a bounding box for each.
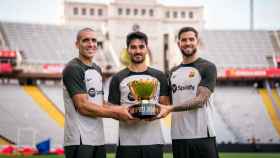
[62,65,87,98]
[199,63,217,92]
[92,63,104,92]
[108,75,121,105]
[167,71,173,104]
[92,63,103,76]
[157,73,170,97]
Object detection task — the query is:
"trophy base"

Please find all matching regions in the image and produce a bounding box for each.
[129,101,159,119]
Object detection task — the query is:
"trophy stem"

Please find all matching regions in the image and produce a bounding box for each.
[141,100,149,104]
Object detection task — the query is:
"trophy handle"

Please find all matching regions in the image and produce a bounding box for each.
[149,80,158,100]
[128,82,140,100]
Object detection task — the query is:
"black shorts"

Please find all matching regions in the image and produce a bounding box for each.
[64,145,106,158]
[116,144,163,158]
[172,137,219,158]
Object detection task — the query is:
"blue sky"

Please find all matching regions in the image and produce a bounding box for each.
[0,0,279,30]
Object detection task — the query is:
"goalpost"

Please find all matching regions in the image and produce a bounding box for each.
[17,127,37,147]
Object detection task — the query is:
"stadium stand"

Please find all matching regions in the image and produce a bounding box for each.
[0,136,13,145]
[258,88,280,138]
[38,84,65,114]
[201,31,275,69]
[1,22,277,71]
[211,105,237,144]
[22,85,64,128]
[0,21,117,72]
[277,86,280,96]
[0,83,63,146]
[270,31,280,56]
[214,86,279,143]
[271,89,280,109]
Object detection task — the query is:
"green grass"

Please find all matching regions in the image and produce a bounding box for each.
[0,153,280,158]
[219,153,280,158]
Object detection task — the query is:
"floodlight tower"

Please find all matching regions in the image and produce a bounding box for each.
[250,0,254,30]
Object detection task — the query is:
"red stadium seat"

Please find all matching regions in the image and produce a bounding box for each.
[0,145,16,155]
[0,63,13,73]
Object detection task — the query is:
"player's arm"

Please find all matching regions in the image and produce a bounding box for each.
[104,102,134,121]
[72,94,115,117]
[63,65,132,120]
[72,94,132,120]
[159,96,170,105]
[156,87,211,116]
[171,86,211,112]
[154,96,172,119]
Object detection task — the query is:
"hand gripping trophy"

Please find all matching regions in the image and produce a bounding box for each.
[128,79,160,119]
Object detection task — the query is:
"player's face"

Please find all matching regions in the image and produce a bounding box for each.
[76,31,97,60]
[127,39,147,64]
[177,31,199,57]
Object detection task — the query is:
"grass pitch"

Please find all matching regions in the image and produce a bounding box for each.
[0,153,280,158]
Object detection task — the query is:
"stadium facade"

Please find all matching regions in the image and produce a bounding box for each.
[64,0,204,70]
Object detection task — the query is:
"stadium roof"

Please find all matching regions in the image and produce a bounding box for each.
[65,0,112,4]
[65,0,203,6]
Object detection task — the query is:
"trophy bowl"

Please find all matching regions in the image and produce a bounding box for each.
[128,79,160,119]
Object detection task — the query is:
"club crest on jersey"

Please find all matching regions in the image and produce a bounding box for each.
[188,70,195,78]
[172,84,177,93]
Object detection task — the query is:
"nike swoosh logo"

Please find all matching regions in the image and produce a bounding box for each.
[86,78,92,82]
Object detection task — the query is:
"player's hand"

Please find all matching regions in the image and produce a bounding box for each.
[143,104,171,121]
[124,105,141,124]
[156,104,172,119]
[142,105,161,122]
[114,106,134,121]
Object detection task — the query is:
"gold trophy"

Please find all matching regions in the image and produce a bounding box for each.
[128,79,160,119]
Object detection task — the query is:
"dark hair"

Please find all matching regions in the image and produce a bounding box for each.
[76,27,95,41]
[126,31,148,47]
[178,27,198,39]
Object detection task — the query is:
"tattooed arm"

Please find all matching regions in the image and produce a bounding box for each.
[156,86,212,118]
[171,86,211,112]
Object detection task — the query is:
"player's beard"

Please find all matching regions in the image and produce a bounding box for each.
[180,47,197,57]
[131,54,145,64]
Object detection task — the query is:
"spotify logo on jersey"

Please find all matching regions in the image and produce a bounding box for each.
[172,84,177,93]
[172,84,195,93]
